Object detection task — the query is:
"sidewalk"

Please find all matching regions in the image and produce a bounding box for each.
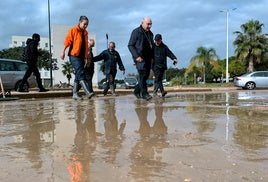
[8,86,239,99]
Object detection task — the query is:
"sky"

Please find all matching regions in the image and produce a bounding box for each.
[1,0,268,76]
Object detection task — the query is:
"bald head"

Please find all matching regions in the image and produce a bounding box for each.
[141,17,152,32]
[88,39,95,48]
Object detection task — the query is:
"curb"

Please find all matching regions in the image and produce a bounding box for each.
[6,87,239,99]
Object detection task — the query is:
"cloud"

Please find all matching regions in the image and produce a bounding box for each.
[1,0,268,76]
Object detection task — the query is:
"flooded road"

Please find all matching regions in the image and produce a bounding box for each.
[0,90,268,182]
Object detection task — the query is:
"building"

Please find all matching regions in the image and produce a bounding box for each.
[9,35,49,50]
[9,25,99,88]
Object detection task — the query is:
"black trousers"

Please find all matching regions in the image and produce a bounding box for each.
[85,68,94,92]
[103,70,117,93]
[134,68,150,97]
[20,63,43,89]
[153,67,165,94]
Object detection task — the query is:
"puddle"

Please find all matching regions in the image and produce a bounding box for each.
[0,91,267,181]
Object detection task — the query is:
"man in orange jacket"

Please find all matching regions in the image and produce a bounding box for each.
[60,15,93,100]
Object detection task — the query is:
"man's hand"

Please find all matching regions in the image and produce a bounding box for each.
[136,57,143,62]
[60,51,65,60]
[84,59,91,68]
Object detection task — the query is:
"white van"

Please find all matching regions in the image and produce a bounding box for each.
[0,58,36,91]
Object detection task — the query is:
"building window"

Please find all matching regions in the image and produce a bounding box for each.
[22,42,25,46]
[45,43,48,48]
[14,41,17,45]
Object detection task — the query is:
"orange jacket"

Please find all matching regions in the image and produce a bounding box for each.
[64,25,88,59]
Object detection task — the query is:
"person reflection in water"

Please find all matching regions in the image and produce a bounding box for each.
[129,100,168,180]
[68,101,100,182]
[101,99,126,163]
[22,102,54,171]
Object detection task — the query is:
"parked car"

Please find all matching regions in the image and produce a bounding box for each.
[0,58,36,91]
[234,71,268,90]
[146,79,154,87]
[98,81,116,89]
[162,79,170,86]
[124,77,138,89]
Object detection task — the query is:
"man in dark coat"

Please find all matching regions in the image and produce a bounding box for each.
[128,17,154,100]
[152,34,177,97]
[18,33,48,92]
[94,41,125,96]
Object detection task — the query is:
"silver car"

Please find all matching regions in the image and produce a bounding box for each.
[124,77,138,89]
[0,58,36,91]
[234,71,268,90]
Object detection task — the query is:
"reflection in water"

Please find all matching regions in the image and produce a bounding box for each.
[100,99,126,164]
[10,102,55,170]
[231,91,268,156]
[1,91,268,181]
[233,108,268,152]
[68,101,98,182]
[0,100,57,182]
[226,92,230,141]
[129,100,169,181]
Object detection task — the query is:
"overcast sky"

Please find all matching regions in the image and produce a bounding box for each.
[1,0,268,75]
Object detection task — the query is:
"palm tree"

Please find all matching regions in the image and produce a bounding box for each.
[62,61,74,86]
[233,20,268,73]
[190,46,218,83]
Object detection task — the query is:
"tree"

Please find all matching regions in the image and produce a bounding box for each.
[189,46,219,83]
[233,20,268,72]
[62,61,74,85]
[166,67,185,81]
[0,47,58,70]
[37,49,59,70]
[228,56,247,77]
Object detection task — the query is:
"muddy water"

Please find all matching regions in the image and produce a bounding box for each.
[0,91,267,182]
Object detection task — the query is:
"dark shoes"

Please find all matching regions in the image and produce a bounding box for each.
[162,91,167,97]
[135,92,152,100]
[18,88,49,92]
[142,94,152,100]
[134,93,141,99]
[39,88,49,92]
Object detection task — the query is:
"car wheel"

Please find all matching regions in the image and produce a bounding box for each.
[245,82,255,90]
[15,81,29,91]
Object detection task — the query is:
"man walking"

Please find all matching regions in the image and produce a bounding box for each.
[128,17,154,100]
[152,34,177,97]
[18,33,48,92]
[94,41,125,96]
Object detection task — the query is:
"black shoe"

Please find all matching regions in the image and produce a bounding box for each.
[39,88,49,92]
[134,93,141,99]
[103,91,107,96]
[162,91,167,97]
[142,94,152,100]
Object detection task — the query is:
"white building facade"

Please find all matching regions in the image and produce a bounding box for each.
[9,25,99,88]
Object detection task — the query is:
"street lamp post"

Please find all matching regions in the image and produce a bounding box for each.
[220,8,236,83]
[48,0,53,88]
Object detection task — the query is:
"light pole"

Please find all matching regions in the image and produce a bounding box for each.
[48,0,53,88]
[220,8,236,83]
